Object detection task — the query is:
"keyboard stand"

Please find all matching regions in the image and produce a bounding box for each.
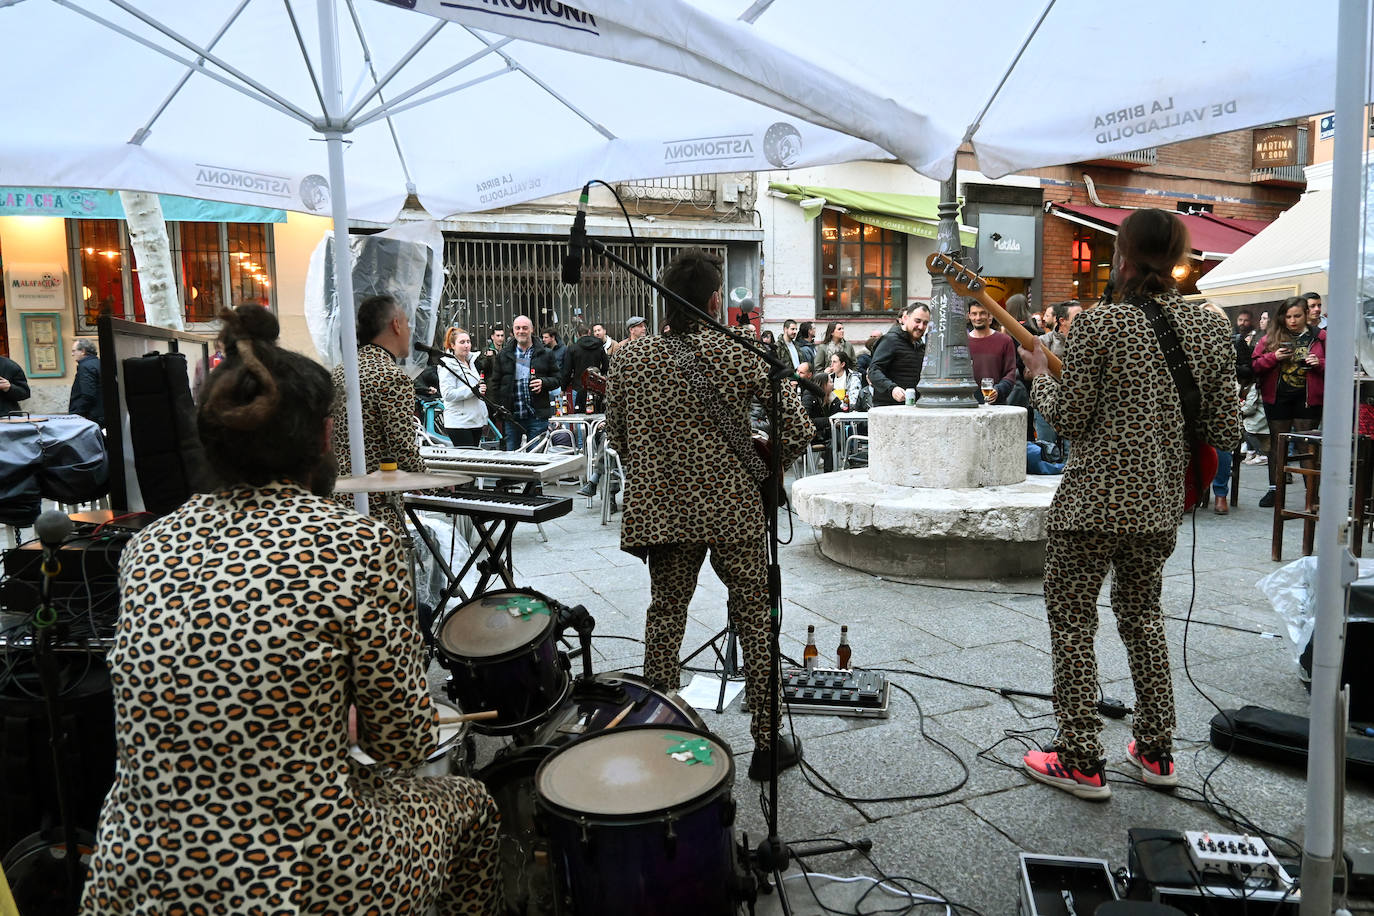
[406,480,539,643]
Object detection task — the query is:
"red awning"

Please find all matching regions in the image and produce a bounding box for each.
[1049,203,1267,258]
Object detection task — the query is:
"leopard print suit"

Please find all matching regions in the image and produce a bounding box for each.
[79,484,502,915]
[606,328,811,750]
[332,343,427,537]
[1030,292,1240,770]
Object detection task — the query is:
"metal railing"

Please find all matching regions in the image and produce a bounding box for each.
[1251,127,1310,186]
[1083,148,1158,167]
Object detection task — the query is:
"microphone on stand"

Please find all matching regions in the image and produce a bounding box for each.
[561,182,591,285]
[34,509,74,572]
[790,373,826,400]
[412,339,443,357]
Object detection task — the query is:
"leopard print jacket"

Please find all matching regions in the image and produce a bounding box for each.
[606,328,811,556]
[1032,292,1241,533]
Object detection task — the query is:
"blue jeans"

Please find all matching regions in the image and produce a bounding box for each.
[1212,447,1233,497]
[503,416,548,450]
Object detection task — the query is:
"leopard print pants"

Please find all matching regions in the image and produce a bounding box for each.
[1043,529,1178,770]
[643,540,776,750]
[432,778,504,916]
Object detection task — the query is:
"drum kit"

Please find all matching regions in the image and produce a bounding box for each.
[425,587,756,916]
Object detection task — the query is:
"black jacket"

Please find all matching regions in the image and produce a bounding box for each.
[562,335,608,391]
[1232,331,1255,385]
[867,325,926,405]
[68,355,104,424]
[490,339,561,419]
[0,356,30,412]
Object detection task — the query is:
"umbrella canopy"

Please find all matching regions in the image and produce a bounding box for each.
[0,0,1344,219]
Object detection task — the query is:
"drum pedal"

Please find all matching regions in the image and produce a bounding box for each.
[781,667,889,718]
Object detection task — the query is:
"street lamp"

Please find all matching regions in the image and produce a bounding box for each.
[917,172,982,407]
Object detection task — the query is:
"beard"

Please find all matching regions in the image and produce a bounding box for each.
[310,450,340,498]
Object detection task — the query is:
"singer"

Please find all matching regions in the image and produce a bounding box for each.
[79,306,503,915]
[605,248,811,780]
[1018,210,1239,801]
[330,294,429,536]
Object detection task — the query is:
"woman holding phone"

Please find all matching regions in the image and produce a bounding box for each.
[1251,296,1325,507]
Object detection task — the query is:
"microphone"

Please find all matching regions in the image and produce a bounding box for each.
[35,509,74,558]
[412,339,443,357]
[561,182,590,285]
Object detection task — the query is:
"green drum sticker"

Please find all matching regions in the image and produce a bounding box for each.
[663,734,715,766]
[496,595,551,621]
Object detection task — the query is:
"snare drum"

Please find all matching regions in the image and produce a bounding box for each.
[437,589,570,735]
[478,673,705,915]
[536,725,739,916]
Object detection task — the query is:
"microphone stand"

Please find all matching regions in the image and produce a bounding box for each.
[32,516,84,909]
[420,345,528,443]
[581,235,861,911]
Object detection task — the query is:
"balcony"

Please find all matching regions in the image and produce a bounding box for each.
[1079,148,1158,169]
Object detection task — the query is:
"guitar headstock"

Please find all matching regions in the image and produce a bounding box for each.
[924,253,986,297]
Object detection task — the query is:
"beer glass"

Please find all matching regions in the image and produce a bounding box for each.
[980,377,996,403]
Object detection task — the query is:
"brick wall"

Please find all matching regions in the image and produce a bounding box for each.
[1030,127,1304,303]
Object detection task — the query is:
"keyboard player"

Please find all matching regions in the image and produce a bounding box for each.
[331,293,429,536]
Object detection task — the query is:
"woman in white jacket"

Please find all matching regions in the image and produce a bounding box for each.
[439,326,489,446]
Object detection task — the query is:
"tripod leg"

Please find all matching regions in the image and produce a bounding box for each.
[715,625,740,714]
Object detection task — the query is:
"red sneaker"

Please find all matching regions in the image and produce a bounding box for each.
[1127,740,1179,788]
[1022,750,1111,800]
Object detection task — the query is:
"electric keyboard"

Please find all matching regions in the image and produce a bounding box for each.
[420,447,584,483]
[406,489,573,523]
[781,667,890,718]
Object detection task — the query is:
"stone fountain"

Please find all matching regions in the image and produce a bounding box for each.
[792,405,1059,579]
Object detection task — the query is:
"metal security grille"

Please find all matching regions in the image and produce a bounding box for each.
[439,236,727,346]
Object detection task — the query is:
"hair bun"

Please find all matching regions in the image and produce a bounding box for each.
[218,305,279,347]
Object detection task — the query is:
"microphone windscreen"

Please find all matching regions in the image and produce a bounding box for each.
[34,509,74,548]
[561,254,582,285]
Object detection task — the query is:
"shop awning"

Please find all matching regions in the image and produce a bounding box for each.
[769,182,977,247]
[1047,202,1264,260]
[1197,189,1329,295]
[0,187,287,223]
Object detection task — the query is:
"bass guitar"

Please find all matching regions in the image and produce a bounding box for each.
[926,253,1216,511]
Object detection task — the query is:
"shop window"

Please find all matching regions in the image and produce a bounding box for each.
[817,210,906,314]
[68,220,275,331]
[1071,227,1113,300]
[0,235,7,357]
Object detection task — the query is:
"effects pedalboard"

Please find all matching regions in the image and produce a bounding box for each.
[1184,831,1290,886]
[781,667,889,718]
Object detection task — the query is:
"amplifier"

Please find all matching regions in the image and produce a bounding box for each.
[781,667,889,718]
[1127,828,1298,915]
[1,537,126,639]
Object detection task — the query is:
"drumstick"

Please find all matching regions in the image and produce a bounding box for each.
[604,702,635,729]
[437,710,500,724]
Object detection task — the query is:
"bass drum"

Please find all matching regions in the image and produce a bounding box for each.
[477,673,704,915]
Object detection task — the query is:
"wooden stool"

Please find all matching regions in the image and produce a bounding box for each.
[1271,431,1321,561]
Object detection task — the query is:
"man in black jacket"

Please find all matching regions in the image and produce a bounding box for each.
[68,339,105,424]
[561,323,609,413]
[868,304,930,405]
[0,353,30,413]
[489,314,560,450]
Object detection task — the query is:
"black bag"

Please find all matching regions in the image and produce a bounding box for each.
[122,352,214,516]
[1210,705,1374,785]
[0,414,108,526]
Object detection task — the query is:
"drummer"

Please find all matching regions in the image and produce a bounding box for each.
[331,293,428,536]
[80,305,504,916]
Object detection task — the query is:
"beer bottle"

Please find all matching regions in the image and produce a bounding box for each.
[803,625,819,670]
[836,625,852,670]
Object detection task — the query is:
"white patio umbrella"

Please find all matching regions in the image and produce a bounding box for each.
[2,1,1369,909]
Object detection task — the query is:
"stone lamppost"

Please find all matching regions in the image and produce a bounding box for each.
[917,172,982,407]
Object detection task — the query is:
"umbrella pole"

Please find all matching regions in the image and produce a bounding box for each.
[1300,0,1369,911]
[318,0,368,516]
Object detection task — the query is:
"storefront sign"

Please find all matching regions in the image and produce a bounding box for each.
[976,213,1036,278]
[5,263,68,311]
[1320,114,1335,141]
[0,186,287,221]
[1252,127,1299,168]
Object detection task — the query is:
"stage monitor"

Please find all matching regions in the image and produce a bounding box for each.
[96,317,213,514]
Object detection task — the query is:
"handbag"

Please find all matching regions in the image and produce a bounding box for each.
[1137,298,1219,512]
